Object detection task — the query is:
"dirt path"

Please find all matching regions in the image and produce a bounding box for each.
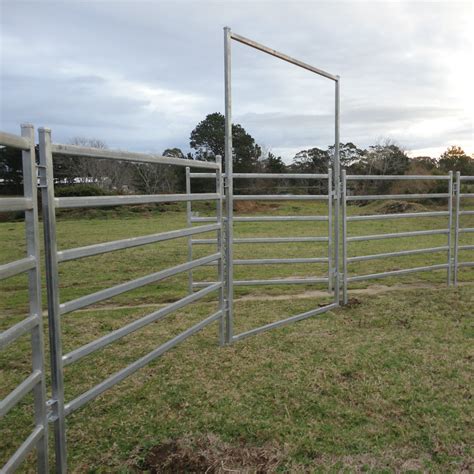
[56,281,473,314]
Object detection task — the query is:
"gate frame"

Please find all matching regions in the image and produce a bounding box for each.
[0,126,49,473]
[223,27,341,342]
[341,171,454,303]
[454,172,474,284]
[37,128,225,472]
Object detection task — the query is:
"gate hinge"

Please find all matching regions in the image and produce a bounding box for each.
[46,398,58,422]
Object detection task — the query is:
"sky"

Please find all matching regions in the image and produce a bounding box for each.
[1,0,473,163]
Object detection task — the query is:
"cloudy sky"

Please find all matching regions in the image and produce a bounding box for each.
[1,0,472,162]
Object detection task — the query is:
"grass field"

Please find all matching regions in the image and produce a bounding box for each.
[1,199,473,472]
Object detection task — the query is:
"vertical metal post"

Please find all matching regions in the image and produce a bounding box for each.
[215,155,226,345]
[334,78,341,305]
[453,171,461,286]
[327,168,333,293]
[22,124,49,473]
[38,127,68,473]
[447,171,453,285]
[341,169,348,304]
[224,26,234,343]
[185,167,193,294]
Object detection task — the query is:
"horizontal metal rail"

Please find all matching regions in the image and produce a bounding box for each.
[0,256,36,280]
[191,215,328,222]
[55,193,219,209]
[189,172,328,179]
[459,227,474,233]
[60,253,220,314]
[51,143,219,169]
[461,193,474,198]
[347,229,448,242]
[230,31,339,81]
[460,245,474,251]
[460,176,474,181]
[346,193,449,201]
[202,257,328,266]
[460,210,474,216]
[232,303,339,342]
[192,236,328,244]
[62,283,221,366]
[233,194,328,201]
[0,370,42,417]
[459,262,474,268]
[0,130,31,150]
[0,197,33,212]
[346,174,451,181]
[1,425,45,473]
[57,224,220,262]
[347,246,449,263]
[0,315,39,350]
[64,309,222,415]
[193,277,328,287]
[347,211,449,221]
[347,264,449,282]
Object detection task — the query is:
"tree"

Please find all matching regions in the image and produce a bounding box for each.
[438,146,474,175]
[291,147,330,174]
[189,112,261,172]
[262,152,286,173]
[328,142,366,171]
[133,148,185,194]
[0,146,22,195]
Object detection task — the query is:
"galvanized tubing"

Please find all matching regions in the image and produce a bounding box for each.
[37,127,224,472]
[0,125,49,474]
[454,172,474,284]
[342,173,455,303]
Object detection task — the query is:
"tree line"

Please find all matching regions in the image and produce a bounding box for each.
[1,112,473,196]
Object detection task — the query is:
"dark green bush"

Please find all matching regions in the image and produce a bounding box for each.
[54,184,111,197]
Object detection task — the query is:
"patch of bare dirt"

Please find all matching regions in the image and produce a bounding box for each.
[136,434,284,473]
[234,201,281,214]
[368,200,429,214]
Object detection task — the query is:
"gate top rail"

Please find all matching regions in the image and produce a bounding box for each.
[189,172,329,179]
[0,129,32,150]
[346,174,451,181]
[50,141,219,169]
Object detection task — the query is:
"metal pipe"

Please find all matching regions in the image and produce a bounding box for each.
[192,236,329,244]
[60,253,221,315]
[62,283,221,366]
[347,211,450,221]
[50,143,219,169]
[230,31,339,81]
[0,256,36,280]
[347,229,449,242]
[0,197,33,212]
[55,193,219,209]
[233,194,328,201]
[64,310,222,415]
[327,169,333,292]
[185,167,193,295]
[341,170,348,304]
[0,315,39,350]
[193,277,329,287]
[346,193,449,201]
[347,264,449,282]
[334,78,340,305]
[346,174,451,181]
[447,171,453,285]
[39,127,68,473]
[0,129,31,150]
[347,246,449,263]
[57,224,220,262]
[0,370,42,417]
[191,215,329,223]
[232,303,339,342]
[453,172,461,285]
[22,123,49,474]
[224,26,234,344]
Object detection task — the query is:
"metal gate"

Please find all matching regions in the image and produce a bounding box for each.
[36,128,225,472]
[221,28,341,342]
[0,127,49,473]
[454,173,474,284]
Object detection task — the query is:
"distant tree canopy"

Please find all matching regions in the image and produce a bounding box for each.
[438,146,474,175]
[189,112,262,172]
[0,146,22,194]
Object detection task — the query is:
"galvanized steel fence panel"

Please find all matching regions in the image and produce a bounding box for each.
[454,173,474,283]
[37,128,225,472]
[0,126,49,474]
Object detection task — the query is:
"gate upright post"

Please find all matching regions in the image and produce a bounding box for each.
[341,169,348,304]
[447,171,453,285]
[334,78,341,305]
[327,168,333,293]
[224,26,234,344]
[22,124,49,473]
[185,167,193,294]
[38,127,68,473]
[453,171,461,286]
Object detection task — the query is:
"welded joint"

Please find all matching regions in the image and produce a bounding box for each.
[46,398,58,422]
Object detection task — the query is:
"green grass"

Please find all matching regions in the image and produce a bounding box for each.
[1,200,473,472]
